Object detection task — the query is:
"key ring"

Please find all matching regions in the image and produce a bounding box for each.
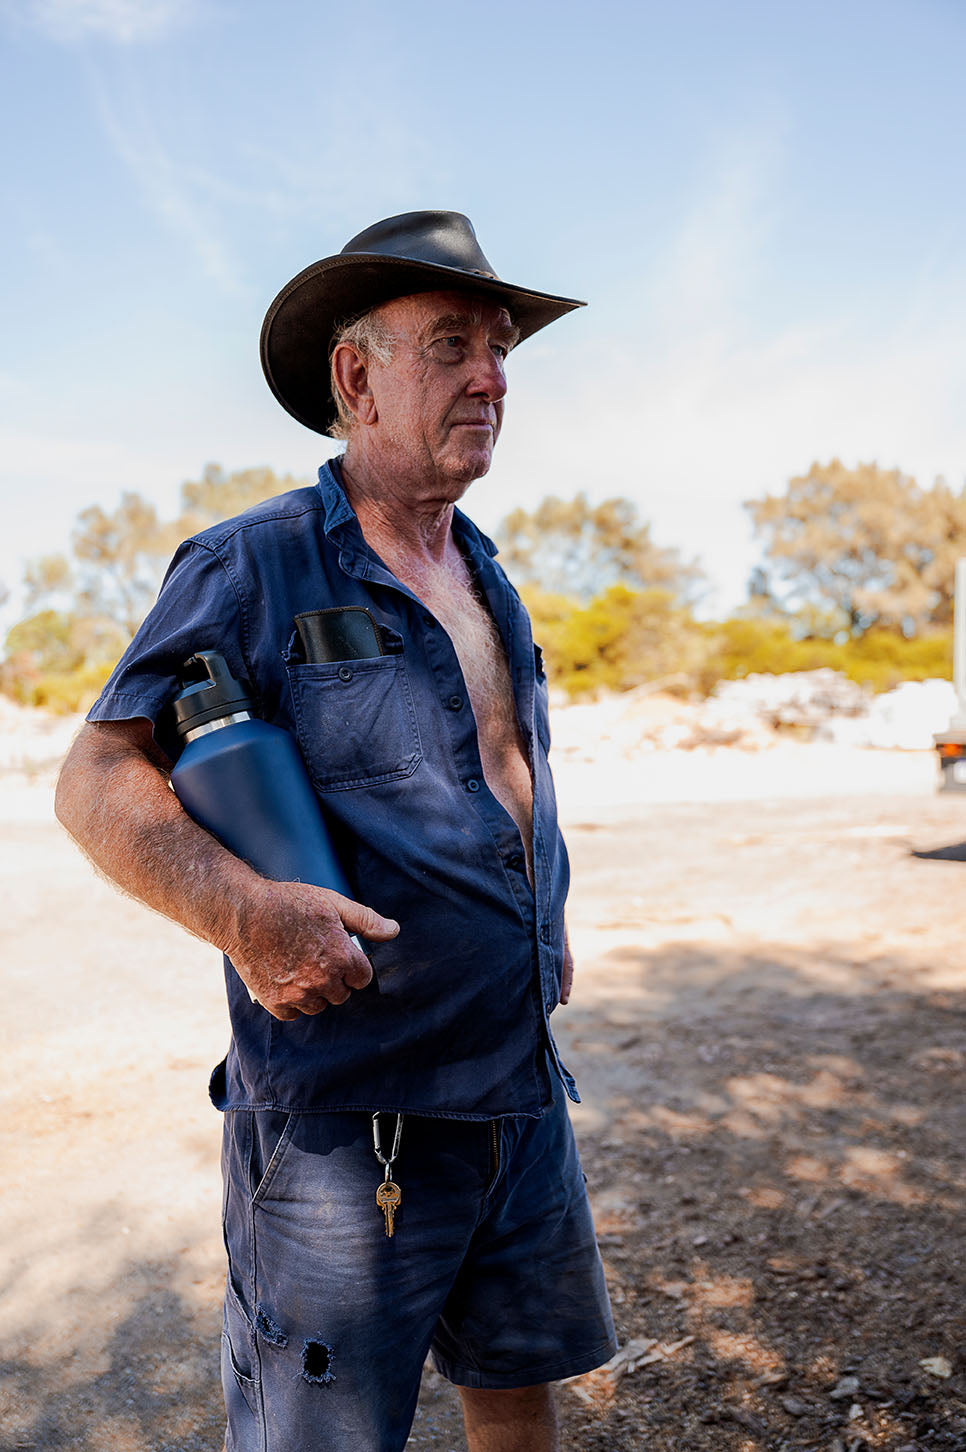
[372,1112,404,1180]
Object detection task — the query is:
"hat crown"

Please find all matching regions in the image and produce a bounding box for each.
[340,210,498,280]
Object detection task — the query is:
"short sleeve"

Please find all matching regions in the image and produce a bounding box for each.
[87,540,252,760]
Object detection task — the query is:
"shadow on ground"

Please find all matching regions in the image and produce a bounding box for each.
[911,840,966,861]
[554,938,966,1450]
[0,1253,224,1452]
[2,939,964,1451]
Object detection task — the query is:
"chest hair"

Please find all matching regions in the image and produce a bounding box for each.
[377,544,534,853]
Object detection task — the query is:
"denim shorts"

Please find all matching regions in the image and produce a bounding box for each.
[220,1075,617,1451]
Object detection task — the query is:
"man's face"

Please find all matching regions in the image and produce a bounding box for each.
[361,290,518,497]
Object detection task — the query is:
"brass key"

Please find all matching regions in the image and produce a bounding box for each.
[376,1179,401,1237]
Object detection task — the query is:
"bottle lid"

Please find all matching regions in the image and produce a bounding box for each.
[169,652,255,738]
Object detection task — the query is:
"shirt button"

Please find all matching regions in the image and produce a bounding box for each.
[466,778,481,793]
[539,924,551,944]
[447,694,464,710]
[338,666,353,682]
[506,852,524,871]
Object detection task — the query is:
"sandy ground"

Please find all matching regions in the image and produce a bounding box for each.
[1,728,964,1451]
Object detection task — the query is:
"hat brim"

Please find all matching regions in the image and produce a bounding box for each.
[260,253,585,437]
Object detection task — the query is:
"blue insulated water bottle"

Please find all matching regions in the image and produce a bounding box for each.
[168,650,356,905]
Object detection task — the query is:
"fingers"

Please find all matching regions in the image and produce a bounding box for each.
[268,1003,303,1023]
[256,953,355,1018]
[256,978,337,1021]
[314,893,397,991]
[331,893,400,944]
[234,883,400,1021]
[340,941,374,990]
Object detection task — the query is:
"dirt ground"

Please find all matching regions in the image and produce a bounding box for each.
[1,738,964,1451]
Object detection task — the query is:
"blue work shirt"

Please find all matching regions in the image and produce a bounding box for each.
[89,459,577,1119]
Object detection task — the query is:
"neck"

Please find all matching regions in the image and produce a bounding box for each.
[339,450,458,565]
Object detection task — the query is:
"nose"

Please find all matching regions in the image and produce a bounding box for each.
[465,343,507,403]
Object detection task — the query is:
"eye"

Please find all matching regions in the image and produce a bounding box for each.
[491,343,509,360]
[428,335,465,362]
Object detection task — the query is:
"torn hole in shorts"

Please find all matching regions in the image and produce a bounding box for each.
[255,1307,288,1348]
[302,1339,336,1385]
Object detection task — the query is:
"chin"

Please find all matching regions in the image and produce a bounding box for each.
[442,451,494,489]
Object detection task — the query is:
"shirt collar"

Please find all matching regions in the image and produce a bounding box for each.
[315,456,359,536]
[315,457,500,562]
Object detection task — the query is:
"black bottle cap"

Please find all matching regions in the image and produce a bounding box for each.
[169,651,255,738]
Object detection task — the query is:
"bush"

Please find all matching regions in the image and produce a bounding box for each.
[835,627,953,691]
[523,583,706,697]
[2,609,125,714]
[524,588,955,701]
[697,617,830,693]
[0,659,115,714]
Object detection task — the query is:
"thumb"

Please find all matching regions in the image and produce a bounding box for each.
[329,892,400,943]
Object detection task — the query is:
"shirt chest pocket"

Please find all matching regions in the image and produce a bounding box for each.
[285,654,422,791]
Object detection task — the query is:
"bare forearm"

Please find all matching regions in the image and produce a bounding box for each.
[55,719,399,1021]
[55,721,253,954]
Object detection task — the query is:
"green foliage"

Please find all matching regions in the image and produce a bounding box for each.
[525,590,954,702]
[836,627,953,691]
[4,465,308,714]
[4,471,959,715]
[524,583,706,697]
[5,610,86,675]
[1,609,126,713]
[696,616,830,693]
[698,615,953,696]
[12,661,117,714]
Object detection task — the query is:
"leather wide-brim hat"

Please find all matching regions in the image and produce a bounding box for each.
[260,210,585,436]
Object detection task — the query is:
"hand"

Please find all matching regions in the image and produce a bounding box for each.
[226,878,399,1022]
[560,923,574,1006]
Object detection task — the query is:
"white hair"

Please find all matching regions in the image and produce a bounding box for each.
[328,308,395,440]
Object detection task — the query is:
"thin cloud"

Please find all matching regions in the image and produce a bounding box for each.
[489,120,964,610]
[12,0,193,44]
[88,65,247,295]
[489,250,966,616]
[646,119,787,340]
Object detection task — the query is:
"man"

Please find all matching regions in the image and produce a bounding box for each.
[56,211,616,1451]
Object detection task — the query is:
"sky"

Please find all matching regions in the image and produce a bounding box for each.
[2,0,966,631]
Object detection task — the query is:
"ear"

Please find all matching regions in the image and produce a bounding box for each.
[332,343,378,426]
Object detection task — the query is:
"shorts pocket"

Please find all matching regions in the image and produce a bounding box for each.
[250,1111,297,1207]
[222,1277,260,1426]
[286,655,422,791]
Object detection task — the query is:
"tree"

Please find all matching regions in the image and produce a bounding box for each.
[1,608,129,711]
[177,463,308,533]
[8,465,309,712]
[70,492,186,637]
[18,497,180,643]
[21,466,308,643]
[746,460,966,635]
[496,493,702,602]
[23,554,74,613]
[5,610,87,676]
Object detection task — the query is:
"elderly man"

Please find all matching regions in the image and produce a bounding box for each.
[55,212,616,1452]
